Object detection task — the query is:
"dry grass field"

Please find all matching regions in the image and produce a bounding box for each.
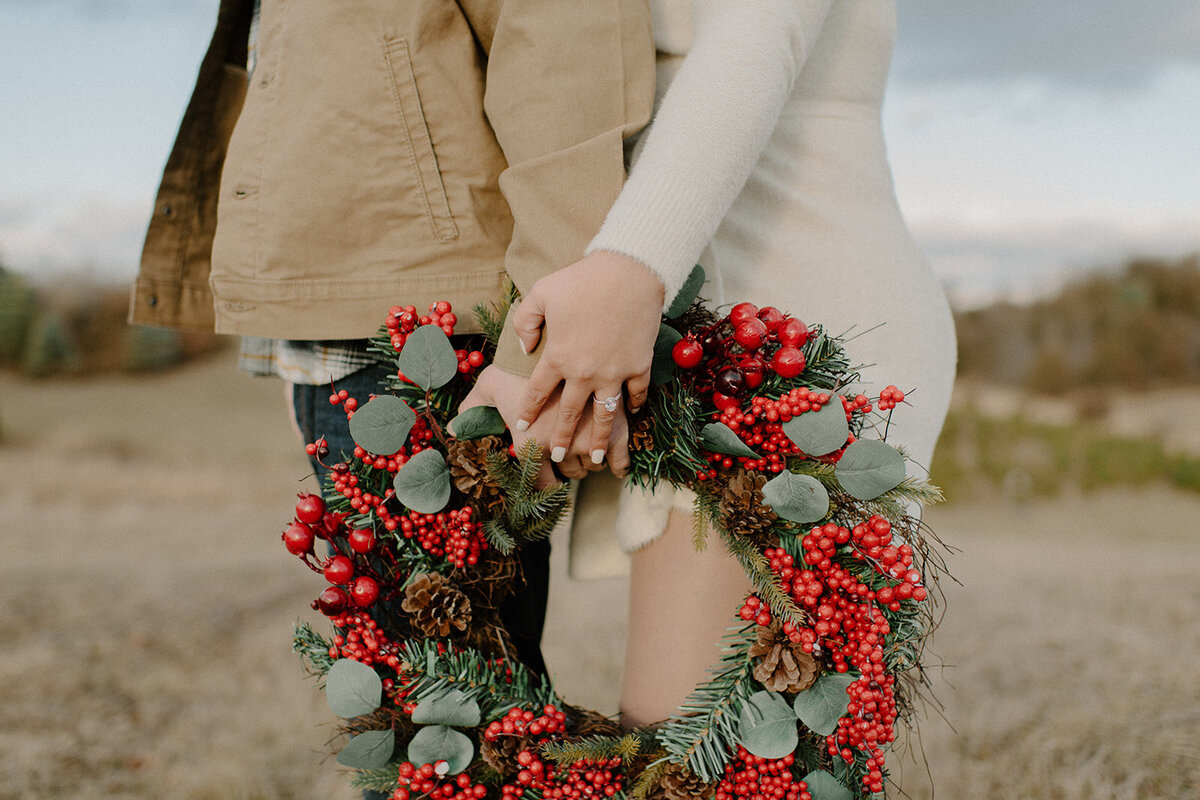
[1,350,1197,799]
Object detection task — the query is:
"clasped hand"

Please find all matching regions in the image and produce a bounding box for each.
[510,251,664,466]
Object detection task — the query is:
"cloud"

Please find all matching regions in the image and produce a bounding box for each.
[894,0,1200,89]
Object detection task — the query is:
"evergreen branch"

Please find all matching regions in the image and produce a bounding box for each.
[349,766,401,793]
[396,637,557,717]
[293,621,336,675]
[540,733,644,764]
[483,517,518,555]
[719,527,806,629]
[653,625,758,783]
[691,492,721,551]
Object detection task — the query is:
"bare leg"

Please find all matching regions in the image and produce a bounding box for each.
[620,509,750,728]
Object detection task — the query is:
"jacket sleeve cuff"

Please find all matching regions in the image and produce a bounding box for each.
[491,307,541,378]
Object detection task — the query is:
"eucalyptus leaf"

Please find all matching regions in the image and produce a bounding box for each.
[347,395,416,456]
[651,324,683,385]
[802,770,853,800]
[665,264,706,319]
[410,689,482,728]
[336,730,395,769]
[397,324,459,390]
[447,405,506,440]
[700,422,760,460]
[761,471,829,524]
[393,448,452,514]
[793,673,857,736]
[407,725,475,774]
[835,439,906,500]
[780,396,848,456]
[737,691,799,759]
[325,657,383,718]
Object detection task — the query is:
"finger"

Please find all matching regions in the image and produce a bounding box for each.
[556,456,590,480]
[549,383,592,462]
[608,422,632,478]
[586,386,622,465]
[626,370,651,414]
[515,362,561,432]
[510,290,546,355]
[535,460,560,490]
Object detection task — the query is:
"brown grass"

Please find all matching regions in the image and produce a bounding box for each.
[1,351,1197,799]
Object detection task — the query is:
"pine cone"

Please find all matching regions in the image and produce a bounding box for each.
[647,763,717,800]
[629,413,655,452]
[479,734,531,775]
[400,573,472,637]
[719,470,779,545]
[748,623,819,693]
[446,436,504,503]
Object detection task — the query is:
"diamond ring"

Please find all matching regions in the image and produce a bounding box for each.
[593,394,620,413]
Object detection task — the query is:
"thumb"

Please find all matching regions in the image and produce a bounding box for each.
[511,290,547,354]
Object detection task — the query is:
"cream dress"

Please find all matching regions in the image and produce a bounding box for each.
[570,0,957,578]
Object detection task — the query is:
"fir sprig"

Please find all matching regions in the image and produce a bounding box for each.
[653,624,758,783]
[293,621,336,675]
[482,440,572,554]
[349,766,404,793]
[540,733,647,764]
[396,636,557,717]
[719,527,807,630]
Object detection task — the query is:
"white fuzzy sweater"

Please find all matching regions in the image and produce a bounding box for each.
[572,0,958,575]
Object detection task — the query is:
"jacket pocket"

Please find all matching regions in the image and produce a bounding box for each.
[382,38,459,242]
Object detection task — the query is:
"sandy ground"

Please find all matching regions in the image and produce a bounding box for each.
[1,352,1197,799]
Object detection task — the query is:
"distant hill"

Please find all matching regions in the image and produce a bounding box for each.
[954,255,1200,393]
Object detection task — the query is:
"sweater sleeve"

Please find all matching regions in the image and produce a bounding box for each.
[585,0,836,309]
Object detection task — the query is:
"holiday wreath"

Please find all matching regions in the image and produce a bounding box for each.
[281,269,947,800]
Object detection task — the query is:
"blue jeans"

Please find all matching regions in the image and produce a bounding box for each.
[291,365,551,797]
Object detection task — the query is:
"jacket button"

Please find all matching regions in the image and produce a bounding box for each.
[161,204,173,217]
[147,295,158,307]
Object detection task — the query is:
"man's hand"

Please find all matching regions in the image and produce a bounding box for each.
[510,250,663,466]
[458,366,630,488]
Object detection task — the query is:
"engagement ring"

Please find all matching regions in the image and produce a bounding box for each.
[593,394,620,413]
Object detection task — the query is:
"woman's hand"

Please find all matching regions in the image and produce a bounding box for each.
[511,250,663,466]
[458,366,630,488]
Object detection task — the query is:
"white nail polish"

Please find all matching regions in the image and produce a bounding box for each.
[520,339,530,354]
[551,446,567,463]
[516,419,530,432]
[591,449,605,465]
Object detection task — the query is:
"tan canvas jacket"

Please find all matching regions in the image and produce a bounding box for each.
[130,0,654,374]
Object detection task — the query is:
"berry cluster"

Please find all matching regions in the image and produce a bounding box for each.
[392,762,489,800]
[698,389,870,478]
[484,706,622,799]
[671,302,811,404]
[713,748,811,800]
[758,516,929,789]
[386,301,484,377]
[737,594,772,627]
[388,506,487,568]
[323,610,404,669]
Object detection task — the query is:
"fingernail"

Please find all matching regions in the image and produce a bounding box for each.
[551,446,566,463]
[516,419,530,432]
[591,449,606,465]
[520,339,530,354]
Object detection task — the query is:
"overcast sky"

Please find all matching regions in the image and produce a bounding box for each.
[1,0,1198,308]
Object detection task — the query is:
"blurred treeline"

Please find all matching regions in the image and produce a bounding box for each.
[956,254,1200,393]
[0,265,224,377]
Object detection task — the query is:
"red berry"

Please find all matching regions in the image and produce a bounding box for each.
[777,317,809,348]
[757,306,785,331]
[350,576,380,607]
[738,356,765,389]
[734,318,768,350]
[730,302,759,326]
[295,493,326,524]
[317,586,349,616]
[712,391,739,411]
[348,527,376,554]
[771,346,806,378]
[282,521,316,556]
[323,555,354,585]
[672,337,704,369]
